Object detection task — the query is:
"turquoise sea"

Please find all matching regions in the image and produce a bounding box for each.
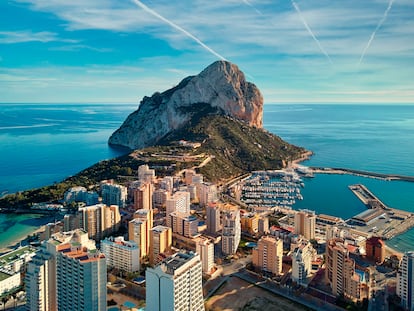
[264,104,414,252]
[0,103,413,251]
[0,103,135,249]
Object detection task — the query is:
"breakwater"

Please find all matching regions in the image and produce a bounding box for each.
[346,183,414,240]
[310,167,414,182]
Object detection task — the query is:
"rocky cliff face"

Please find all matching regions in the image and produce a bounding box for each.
[108,61,263,149]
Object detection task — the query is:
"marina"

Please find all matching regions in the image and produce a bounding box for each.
[231,167,414,244]
[236,169,304,210]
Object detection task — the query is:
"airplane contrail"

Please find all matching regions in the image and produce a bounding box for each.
[132,0,226,61]
[242,0,265,16]
[358,0,394,66]
[291,1,333,65]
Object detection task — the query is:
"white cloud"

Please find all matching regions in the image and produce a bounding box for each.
[6,0,414,103]
[49,44,113,52]
[0,30,77,44]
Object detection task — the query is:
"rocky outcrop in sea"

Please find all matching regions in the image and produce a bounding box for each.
[108,60,263,149]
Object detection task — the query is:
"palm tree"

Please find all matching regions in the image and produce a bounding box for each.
[1,296,9,311]
[11,292,17,309]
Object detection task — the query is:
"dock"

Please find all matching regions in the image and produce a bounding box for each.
[310,167,414,182]
[346,184,414,240]
[348,184,388,209]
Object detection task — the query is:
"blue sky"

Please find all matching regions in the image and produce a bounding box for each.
[1,0,413,103]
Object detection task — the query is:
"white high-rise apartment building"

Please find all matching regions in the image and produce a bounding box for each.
[101,236,140,273]
[397,251,414,311]
[166,191,191,227]
[25,248,53,311]
[146,252,205,311]
[56,235,107,310]
[198,182,218,207]
[25,229,106,311]
[196,237,214,274]
[221,208,241,255]
[138,164,156,183]
[291,241,316,282]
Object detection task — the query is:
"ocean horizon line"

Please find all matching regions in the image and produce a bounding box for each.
[1,102,414,106]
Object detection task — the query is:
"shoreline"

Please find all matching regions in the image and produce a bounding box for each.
[290,150,313,167]
[0,214,54,254]
[0,224,46,255]
[384,244,403,259]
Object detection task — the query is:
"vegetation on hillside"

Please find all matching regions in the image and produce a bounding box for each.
[161,113,306,181]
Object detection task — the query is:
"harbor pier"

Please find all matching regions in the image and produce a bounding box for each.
[310,167,414,182]
[347,184,414,240]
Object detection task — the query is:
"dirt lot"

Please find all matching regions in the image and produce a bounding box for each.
[205,276,309,311]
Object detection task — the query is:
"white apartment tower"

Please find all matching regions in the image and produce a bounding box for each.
[166,191,191,227]
[291,241,316,282]
[196,238,214,274]
[25,247,53,311]
[221,208,241,255]
[198,182,218,207]
[397,251,414,311]
[56,233,107,311]
[146,252,205,311]
[101,236,140,273]
[138,164,155,183]
[25,229,106,311]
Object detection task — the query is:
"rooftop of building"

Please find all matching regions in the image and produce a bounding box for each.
[57,243,105,263]
[270,225,294,233]
[259,235,280,243]
[351,208,385,223]
[102,237,138,248]
[317,214,343,222]
[162,252,196,274]
[327,238,348,253]
[366,236,385,246]
[151,225,171,233]
[0,246,34,264]
[0,271,13,281]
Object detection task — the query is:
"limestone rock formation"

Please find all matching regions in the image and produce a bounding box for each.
[108,60,263,149]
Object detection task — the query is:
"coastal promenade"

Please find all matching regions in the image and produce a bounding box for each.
[310,167,414,182]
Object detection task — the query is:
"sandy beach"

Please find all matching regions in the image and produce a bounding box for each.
[385,245,403,259]
[0,224,47,255]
